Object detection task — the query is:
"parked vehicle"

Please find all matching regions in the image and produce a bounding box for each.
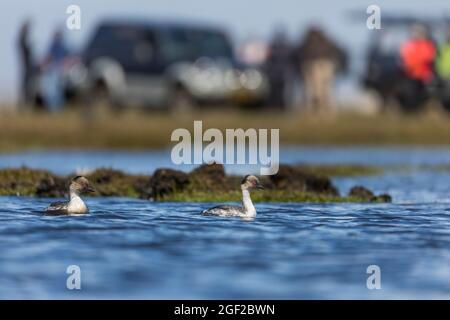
[59,19,268,110]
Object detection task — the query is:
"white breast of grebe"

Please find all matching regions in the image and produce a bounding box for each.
[46,195,88,215]
[202,205,246,217]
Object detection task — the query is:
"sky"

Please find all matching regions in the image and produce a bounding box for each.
[2,0,450,102]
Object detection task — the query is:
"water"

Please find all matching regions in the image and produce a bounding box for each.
[4,146,450,175]
[0,147,450,299]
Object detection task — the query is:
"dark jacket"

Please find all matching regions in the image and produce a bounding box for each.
[294,27,348,73]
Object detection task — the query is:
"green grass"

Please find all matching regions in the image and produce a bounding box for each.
[295,164,384,177]
[0,167,55,196]
[159,190,384,203]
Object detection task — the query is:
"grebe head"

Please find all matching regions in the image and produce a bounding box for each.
[69,176,95,195]
[241,175,264,191]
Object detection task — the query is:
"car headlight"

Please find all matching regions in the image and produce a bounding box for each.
[240,69,263,90]
[224,69,241,90]
[190,66,224,91]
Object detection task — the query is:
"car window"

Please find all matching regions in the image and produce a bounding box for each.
[193,30,233,58]
[85,25,157,67]
[159,27,233,62]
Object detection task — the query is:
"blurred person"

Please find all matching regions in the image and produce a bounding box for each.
[265,28,293,109]
[41,29,69,111]
[294,26,347,113]
[436,27,450,109]
[397,24,436,111]
[17,19,34,105]
[436,27,450,81]
[400,24,436,84]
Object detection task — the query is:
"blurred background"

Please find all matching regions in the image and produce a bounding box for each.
[2,0,450,109]
[3,0,450,156]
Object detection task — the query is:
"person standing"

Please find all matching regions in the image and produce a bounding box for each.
[400,24,436,84]
[436,27,450,109]
[436,27,450,81]
[398,24,436,111]
[294,26,347,113]
[41,29,69,110]
[17,19,34,106]
[265,29,293,110]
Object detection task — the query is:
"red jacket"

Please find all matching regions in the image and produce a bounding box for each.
[400,39,436,83]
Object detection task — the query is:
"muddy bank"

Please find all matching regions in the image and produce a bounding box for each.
[0,164,391,203]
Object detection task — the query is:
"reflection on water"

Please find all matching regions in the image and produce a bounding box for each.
[0,147,450,298]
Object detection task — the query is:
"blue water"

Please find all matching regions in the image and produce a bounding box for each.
[0,147,450,299]
[4,146,450,175]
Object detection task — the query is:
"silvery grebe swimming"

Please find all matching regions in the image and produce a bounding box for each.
[202,175,264,218]
[45,176,95,215]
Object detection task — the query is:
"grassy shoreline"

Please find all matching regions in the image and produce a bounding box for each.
[3,108,450,152]
[158,190,389,203]
[0,164,391,203]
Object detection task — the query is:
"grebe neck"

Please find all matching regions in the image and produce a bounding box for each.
[242,188,256,217]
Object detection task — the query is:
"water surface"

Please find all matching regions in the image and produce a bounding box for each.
[0,198,449,299]
[0,147,449,299]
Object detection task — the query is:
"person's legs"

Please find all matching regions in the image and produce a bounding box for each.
[21,70,32,105]
[324,60,336,111]
[43,64,65,111]
[316,59,336,114]
[302,62,316,112]
[268,78,279,108]
[271,79,286,109]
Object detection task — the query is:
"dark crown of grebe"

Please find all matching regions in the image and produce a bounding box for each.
[241,175,264,190]
[70,176,95,194]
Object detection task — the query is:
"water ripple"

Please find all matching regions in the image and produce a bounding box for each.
[0,196,449,299]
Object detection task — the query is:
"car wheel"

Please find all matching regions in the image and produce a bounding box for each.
[90,81,111,107]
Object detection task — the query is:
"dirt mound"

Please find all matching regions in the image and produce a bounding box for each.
[348,186,392,202]
[36,175,67,197]
[147,168,189,200]
[270,164,339,196]
[86,168,146,197]
[0,167,61,197]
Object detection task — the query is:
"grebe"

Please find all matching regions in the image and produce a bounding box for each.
[202,175,263,218]
[45,176,95,215]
